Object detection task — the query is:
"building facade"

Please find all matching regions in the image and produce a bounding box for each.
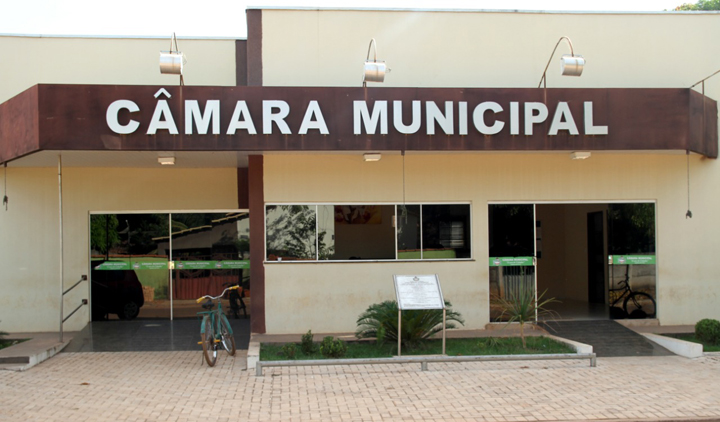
[0,8,718,335]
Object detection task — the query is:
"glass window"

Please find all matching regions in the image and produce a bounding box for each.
[266,203,471,262]
[422,204,471,259]
[326,205,396,260]
[396,205,421,259]
[265,205,317,261]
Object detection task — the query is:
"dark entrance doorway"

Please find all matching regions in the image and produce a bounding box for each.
[489,203,657,322]
[535,203,656,320]
[587,211,605,304]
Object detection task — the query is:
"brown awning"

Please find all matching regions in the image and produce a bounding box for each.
[0,84,717,163]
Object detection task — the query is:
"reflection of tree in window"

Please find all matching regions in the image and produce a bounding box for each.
[397,205,420,252]
[608,204,655,254]
[90,214,120,259]
[265,205,334,260]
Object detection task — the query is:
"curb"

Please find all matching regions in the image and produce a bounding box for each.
[0,336,72,372]
[247,333,594,371]
[641,333,703,358]
[247,338,260,370]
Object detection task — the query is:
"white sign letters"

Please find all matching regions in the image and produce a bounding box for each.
[106,89,608,138]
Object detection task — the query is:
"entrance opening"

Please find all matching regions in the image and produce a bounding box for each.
[489,203,656,322]
[81,211,251,352]
[89,211,250,321]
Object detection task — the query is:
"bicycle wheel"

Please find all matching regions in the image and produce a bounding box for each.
[201,316,217,367]
[218,313,236,356]
[623,292,656,319]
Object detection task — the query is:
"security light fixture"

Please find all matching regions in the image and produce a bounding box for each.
[363,39,387,87]
[159,33,186,84]
[363,153,382,162]
[158,156,176,166]
[538,36,585,89]
[570,151,591,160]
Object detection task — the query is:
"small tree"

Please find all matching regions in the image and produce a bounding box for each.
[300,330,317,355]
[355,300,464,350]
[492,284,559,348]
[674,0,720,10]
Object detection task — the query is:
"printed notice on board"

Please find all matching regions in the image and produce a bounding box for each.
[393,275,445,310]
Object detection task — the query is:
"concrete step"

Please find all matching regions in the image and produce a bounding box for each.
[0,333,72,371]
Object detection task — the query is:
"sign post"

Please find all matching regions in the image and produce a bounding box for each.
[393,274,445,356]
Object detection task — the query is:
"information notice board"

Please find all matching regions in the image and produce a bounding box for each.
[393,274,446,355]
[393,275,445,310]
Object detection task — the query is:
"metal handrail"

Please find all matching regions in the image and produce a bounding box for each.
[60,275,88,342]
[63,275,87,296]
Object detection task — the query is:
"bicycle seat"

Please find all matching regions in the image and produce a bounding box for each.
[201,300,215,310]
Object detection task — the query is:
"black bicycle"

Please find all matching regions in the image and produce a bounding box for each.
[609,265,656,319]
[224,282,247,319]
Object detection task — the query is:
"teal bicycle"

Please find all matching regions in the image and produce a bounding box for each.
[196,285,237,366]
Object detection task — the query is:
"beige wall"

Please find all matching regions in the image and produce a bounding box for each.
[255,9,720,333]
[260,9,720,90]
[0,36,237,104]
[262,152,715,333]
[0,167,238,332]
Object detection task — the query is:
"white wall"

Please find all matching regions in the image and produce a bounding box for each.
[0,35,237,103]
[0,167,238,332]
[262,152,716,333]
[255,9,720,333]
[260,9,720,90]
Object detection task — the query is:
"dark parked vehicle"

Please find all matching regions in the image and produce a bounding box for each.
[91,263,145,320]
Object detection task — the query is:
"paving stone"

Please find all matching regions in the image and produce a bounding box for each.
[2,352,720,421]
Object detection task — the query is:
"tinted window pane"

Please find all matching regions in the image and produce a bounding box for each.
[317,205,336,260]
[265,205,317,260]
[169,213,249,317]
[608,203,655,254]
[488,204,534,257]
[422,204,471,259]
[90,213,169,320]
[327,205,396,260]
[397,205,421,259]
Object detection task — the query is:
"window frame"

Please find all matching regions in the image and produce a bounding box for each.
[264,202,473,263]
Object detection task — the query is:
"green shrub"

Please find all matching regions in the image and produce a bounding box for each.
[478,337,501,349]
[375,325,386,346]
[319,336,348,358]
[355,300,464,350]
[281,342,297,359]
[301,330,317,355]
[695,319,720,345]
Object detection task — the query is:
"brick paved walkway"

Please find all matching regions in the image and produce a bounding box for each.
[2,352,720,422]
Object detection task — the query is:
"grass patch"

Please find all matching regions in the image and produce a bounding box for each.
[663,333,720,352]
[260,336,574,361]
[0,338,28,351]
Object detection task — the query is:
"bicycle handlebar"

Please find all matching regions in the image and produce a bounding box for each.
[196,285,239,303]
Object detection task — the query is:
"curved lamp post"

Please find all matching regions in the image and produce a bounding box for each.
[538,36,585,89]
[363,38,387,87]
[159,33,186,85]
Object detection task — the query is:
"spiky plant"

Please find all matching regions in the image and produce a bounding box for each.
[493,285,559,348]
[355,300,464,350]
